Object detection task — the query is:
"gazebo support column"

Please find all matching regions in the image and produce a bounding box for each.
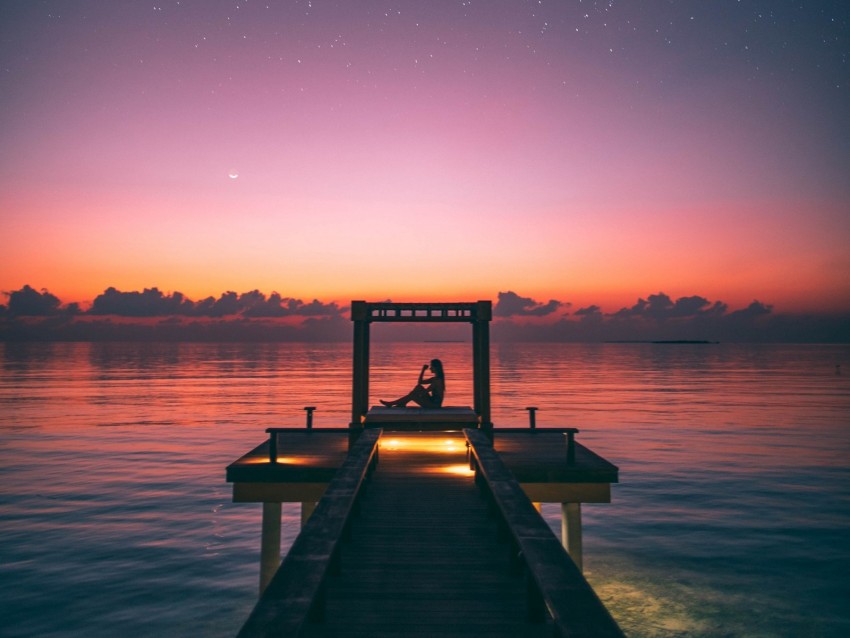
[472,302,492,437]
[350,302,370,445]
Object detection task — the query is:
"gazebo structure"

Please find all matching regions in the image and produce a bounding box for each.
[349,300,492,437]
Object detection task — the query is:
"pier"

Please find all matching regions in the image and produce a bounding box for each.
[226,302,624,636]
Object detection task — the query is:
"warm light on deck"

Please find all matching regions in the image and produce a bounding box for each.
[243,456,271,465]
[242,455,307,465]
[276,456,307,465]
[380,436,466,454]
[437,464,476,477]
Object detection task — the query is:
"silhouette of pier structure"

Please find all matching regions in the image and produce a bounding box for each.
[226,301,623,637]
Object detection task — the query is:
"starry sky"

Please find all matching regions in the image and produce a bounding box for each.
[2,0,849,315]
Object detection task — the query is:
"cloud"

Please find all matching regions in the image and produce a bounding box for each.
[494,291,564,317]
[242,295,345,318]
[494,291,850,343]
[574,305,604,323]
[4,285,63,316]
[241,291,291,317]
[0,286,354,341]
[296,299,346,317]
[193,291,244,317]
[1,286,848,342]
[727,300,772,320]
[90,287,194,316]
[612,292,727,320]
[601,291,769,340]
[85,287,348,319]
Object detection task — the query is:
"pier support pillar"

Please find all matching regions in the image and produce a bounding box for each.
[561,502,583,572]
[301,501,317,527]
[259,502,282,595]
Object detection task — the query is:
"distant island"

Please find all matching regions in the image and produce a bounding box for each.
[605,340,719,344]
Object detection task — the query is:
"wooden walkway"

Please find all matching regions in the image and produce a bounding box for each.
[230,429,623,637]
[301,433,551,638]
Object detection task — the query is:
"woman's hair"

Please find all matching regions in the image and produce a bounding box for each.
[430,358,445,379]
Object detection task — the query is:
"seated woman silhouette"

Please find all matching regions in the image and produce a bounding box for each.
[380,359,445,408]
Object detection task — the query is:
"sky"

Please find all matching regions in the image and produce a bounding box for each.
[1,1,849,339]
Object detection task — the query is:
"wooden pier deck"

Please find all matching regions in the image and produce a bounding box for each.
[229,428,622,637]
[301,432,549,638]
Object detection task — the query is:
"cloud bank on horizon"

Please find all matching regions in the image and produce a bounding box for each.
[2,285,847,343]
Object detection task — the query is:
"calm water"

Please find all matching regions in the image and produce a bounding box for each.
[1,342,849,637]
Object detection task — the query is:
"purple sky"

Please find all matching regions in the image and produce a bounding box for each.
[1,1,849,324]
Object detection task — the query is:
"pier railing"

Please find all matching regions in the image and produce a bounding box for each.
[236,429,381,638]
[465,428,625,638]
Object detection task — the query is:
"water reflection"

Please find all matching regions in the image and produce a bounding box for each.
[1,342,849,637]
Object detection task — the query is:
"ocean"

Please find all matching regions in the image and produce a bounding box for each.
[1,341,849,637]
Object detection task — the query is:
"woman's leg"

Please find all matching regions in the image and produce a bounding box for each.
[409,385,437,408]
[381,384,429,407]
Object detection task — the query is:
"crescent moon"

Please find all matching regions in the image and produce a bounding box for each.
[228,172,239,179]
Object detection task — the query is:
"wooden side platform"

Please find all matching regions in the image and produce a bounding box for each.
[494,429,618,503]
[363,406,479,431]
[225,427,619,502]
[226,429,351,503]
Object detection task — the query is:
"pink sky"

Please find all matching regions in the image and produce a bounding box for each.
[2,1,848,314]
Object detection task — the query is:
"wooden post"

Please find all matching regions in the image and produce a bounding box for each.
[561,502,583,572]
[526,406,538,429]
[268,430,277,464]
[351,301,370,443]
[304,406,316,430]
[474,306,492,436]
[361,322,369,418]
[472,320,481,416]
[260,502,282,595]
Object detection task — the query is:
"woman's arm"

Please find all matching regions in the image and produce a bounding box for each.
[417,364,429,385]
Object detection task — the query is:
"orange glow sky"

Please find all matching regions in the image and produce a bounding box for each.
[2,2,849,314]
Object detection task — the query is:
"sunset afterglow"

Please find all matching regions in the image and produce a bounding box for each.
[2,2,849,339]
